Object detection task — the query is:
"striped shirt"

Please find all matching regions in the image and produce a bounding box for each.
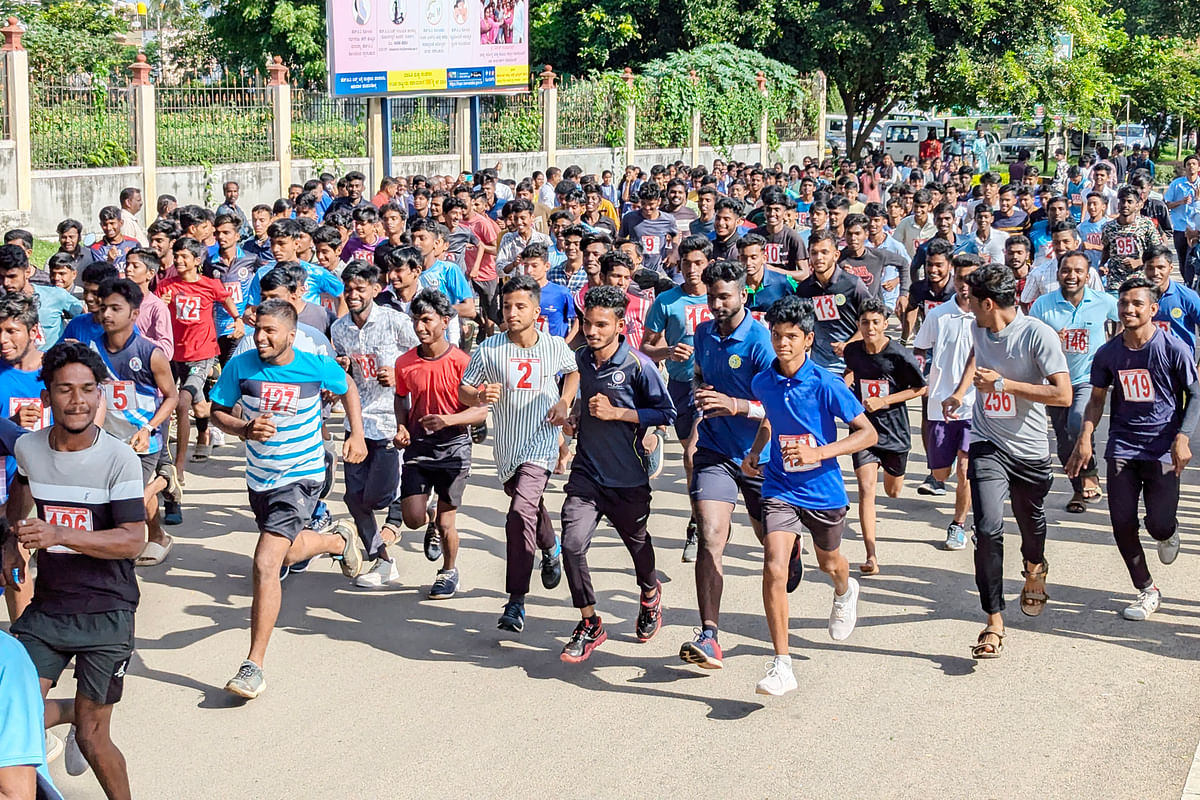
[331,304,419,440]
[461,331,577,483]
[90,333,165,454]
[210,349,347,491]
[15,427,145,615]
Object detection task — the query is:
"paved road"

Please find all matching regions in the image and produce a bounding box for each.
[17,414,1200,799]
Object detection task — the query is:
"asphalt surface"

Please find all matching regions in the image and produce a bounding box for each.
[14,410,1200,799]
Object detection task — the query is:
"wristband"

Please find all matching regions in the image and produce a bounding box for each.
[747,401,765,420]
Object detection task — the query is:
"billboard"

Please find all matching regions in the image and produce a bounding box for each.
[325,0,530,97]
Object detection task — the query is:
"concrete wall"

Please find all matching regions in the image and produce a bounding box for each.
[0,142,17,212]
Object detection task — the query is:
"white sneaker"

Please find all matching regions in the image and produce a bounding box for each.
[45,732,63,763]
[1158,532,1180,565]
[754,657,797,696]
[210,427,226,447]
[1122,587,1161,621]
[354,558,400,588]
[64,724,89,775]
[829,577,860,641]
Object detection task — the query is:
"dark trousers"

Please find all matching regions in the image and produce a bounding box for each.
[1048,383,1096,493]
[503,464,558,596]
[560,473,657,609]
[1107,458,1179,591]
[968,441,1053,614]
[343,438,400,558]
[1174,231,1192,285]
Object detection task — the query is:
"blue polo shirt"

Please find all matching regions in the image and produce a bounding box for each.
[644,287,710,383]
[248,259,343,307]
[746,270,795,316]
[536,281,574,338]
[694,310,774,462]
[751,355,865,510]
[1153,280,1200,354]
[1028,288,1118,385]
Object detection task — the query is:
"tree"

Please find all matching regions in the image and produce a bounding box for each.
[530,0,685,75]
[0,0,135,77]
[1104,34,1200,156]
[207,0,326,82]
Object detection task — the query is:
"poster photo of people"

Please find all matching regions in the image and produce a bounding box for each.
[479,0,525,44]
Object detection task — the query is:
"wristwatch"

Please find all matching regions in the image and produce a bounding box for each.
[993,377,1004,393]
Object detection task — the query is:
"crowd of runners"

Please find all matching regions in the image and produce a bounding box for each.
[1,149,1200,799]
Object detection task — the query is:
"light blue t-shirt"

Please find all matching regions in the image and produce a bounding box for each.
[1077,219,1106,268]
[247,260,344,307]
[1028,288,1118,385]
[33,284,85,349]
[418,260,473,306]
[0,631,58,794]
[643,287,710,382]
[1164,177,1199,232]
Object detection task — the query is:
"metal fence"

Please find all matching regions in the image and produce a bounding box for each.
[774,107,815,144]
[558,78,618,150]
[156,85,274,167]
[478,92,541,153]
[292,88,366,160]
[390,97,455,156]
[31,73,134,169]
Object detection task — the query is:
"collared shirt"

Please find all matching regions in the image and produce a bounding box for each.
[1020,258,1105,307]
[547,262,589,293]
[121,208,148,245]
[1029,288,1119,385]
[745,270,795,319]
[792,267,871,372]
[1152,280,1200,354]
[893,215,937,258]
[694,310,774,462]
[751,355,864,510]
[913,298,976,420]
[496,230,552,277]
[572,337,675,488]
[331,304,419,440]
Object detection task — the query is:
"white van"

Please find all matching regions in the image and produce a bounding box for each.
[881,120,942,161]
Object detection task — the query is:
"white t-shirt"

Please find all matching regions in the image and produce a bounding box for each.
[1020,259,1105,306]
[913,297,976,422]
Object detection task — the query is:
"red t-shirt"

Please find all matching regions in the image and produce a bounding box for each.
[155,275,229,361]
[465,213,500,282]
[394,345,470,439]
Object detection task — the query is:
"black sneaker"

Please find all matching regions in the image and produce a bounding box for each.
[560,617,607,663]
[786,536,804,593]
[497,601,525,632]
[423,521,442,562]
[681,517,698,563]
[471,422,488,444]
[636,583,663,642]
[917,475,946,496]
[540,538,562,590]
[163,500,183,526]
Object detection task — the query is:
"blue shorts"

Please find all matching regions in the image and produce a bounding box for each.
[667,378,697,441]
[927,419,970,471]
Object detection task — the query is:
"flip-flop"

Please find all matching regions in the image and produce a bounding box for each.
[859,559,879,576]
[1065,495,1087,514]
[190,442,212,462]
[1083,487,1103,502]
[136,535,174,567]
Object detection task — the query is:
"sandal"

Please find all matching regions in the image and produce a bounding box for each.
[1065,494,1087,514]
[135,535,174,567]
[1083,486,1103,502]
[859,558,879,576]
[971,625,1005,659]
[1020,560,1049,617]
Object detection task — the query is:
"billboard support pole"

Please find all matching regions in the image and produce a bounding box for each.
[380,97,393,178]
[470,95,481,173]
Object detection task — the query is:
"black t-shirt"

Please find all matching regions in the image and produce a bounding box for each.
[793,267,871,366]
[908,278,955,319]
[711,234,741,262]
[843,339,925,452]
[751,225,808,273]
[838,247,901,299]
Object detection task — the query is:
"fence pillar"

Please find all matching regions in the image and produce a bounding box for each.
[815,70,827,161]
[267,56,291,199]
[454,97,471,174]
[539,65,558,169]
[366,97,385,189]
[688,69,700,166]
[3,18,31,214]
[622,67,635,171]
[756,71,768,166]
[129,53,155,221]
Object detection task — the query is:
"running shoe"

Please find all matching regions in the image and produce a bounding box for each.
[45,732,63,764]
[540,537,562,590]
[1158,532,1180,565]
[647,428,666,480]
[681,517,698,563]
[332,521,364,578]
[157,463,184,504]
[636,582,663,642]
[917,475,946,496]
[944,522,967,551]
[1122,587,1161,621]
[355,558,401,589]
[162,500,184,526]
[309,501,334,533]
[755,657,797,696]
[786,535,803,593]
[679,628,723,669]
[429,568,459,600]
[424,521,442,562]
[497,601,526,632]
[560,617,607,663]
[210,427,226,448]
[828,577,860,641]
[289,557,312,574]
[225,660,266,699]
[471,422,488,444]
[64,725,88,776]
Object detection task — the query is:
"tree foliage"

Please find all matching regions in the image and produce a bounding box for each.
[0,0,136,77]
[207,0,327,82]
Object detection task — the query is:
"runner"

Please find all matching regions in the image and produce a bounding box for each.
[519,242,577,341]
[1028,251,1118,512]
[942,264,1071,659]
[617,183,676,277]
[743,295,877,696]
[750,187,807,278]
[792,229,871,374]
[0,245,84,351]
[393,290,487,600]
[209,299,366,699]
[678,259,773,670]
[558,285,675,663]
[459,275,577,631]
[1143,243,1200,355]
[207,214,257,365]
[3,341,145,798]
[844,296,926,575]
[739,233,794,318]
[1067,275,1199,621]
[329,260,419,589]
[1100,186,1162,292]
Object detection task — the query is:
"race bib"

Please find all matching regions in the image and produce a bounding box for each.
[226,282,244,306]
[641,235,662,255]
[104,380,135,412]
[684,304,712,335]
[260,382,300,415]
[1070,193,1082,206]
[1118,368,1154,402]
[861,379,890,399]
[536,315,549,332]
[797,212,810,227]
[174,294,202,323]
[31,325,45,348]
[8,397,49,430]
[351,354,378,379]
[750,309,768,328]
[43,504,91,554]
[1155,320,1172,335]
[924,300,940,314]
[764,242,783,264]
[1086,232,1102,245]
[1113,235,1136,257]
[981,391,1016,418]
[1059,328,1089,354]
[780,433,819,472]
[813,294,838,322]
[507,357,542,391]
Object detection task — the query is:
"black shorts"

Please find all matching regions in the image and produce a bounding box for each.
[400,461,469,508]
[667,378,698,441]
[12,607,135,706]
[473,278,500,323]
[248,480,322,540]
[171,358,215,400]
[218,334,240,366]
[851,447,909,477]
[689,446,764,521]
[761,498,848,552]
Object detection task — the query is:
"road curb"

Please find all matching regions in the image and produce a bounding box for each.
[1183,738,1200,799]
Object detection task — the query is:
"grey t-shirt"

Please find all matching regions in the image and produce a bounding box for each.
[970,313,1069,461]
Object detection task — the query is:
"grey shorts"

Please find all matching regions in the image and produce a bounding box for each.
[249,480,322,541]
[172,358,216,400]
[689,446,764,521]
[761,498,848,552]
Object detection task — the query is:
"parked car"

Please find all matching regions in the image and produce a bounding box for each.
[999,122,1065,163]
[1115,124,1153,151]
